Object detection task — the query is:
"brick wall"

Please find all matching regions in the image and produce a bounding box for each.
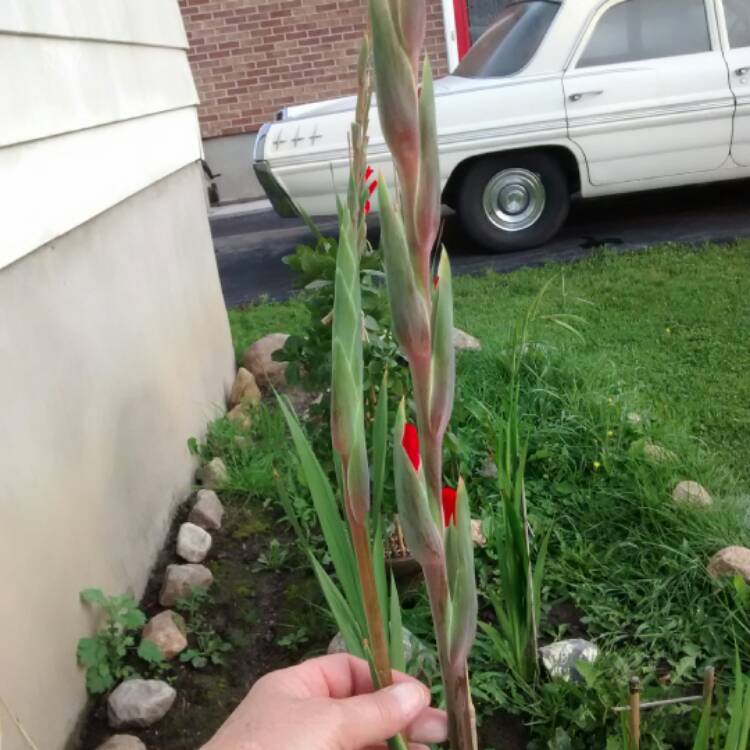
[180,0,449,138]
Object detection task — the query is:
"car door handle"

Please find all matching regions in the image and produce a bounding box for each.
[736,67,750,76]
[569,90,604,102]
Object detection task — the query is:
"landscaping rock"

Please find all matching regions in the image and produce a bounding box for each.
[329,627,419,664]
[227,404,252,431]
[141,611,187,661]
[540,639,599,682]
[189,489,224,530]
[672,480,712,508]
[197,458,228,489]
[627,412,643,426]
[242,333,289,389]
[452,328,482,351]
[479,457,498,479]
[95,736,147,750]
[471,519,487,546]
[159,564,213,607]
[177,522,213,563]
[707,546,750,582]
[229,367,262,408]
[643,440,678,465]
[107,679,176,729]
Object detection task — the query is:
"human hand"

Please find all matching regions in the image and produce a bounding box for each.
[202,653,448,750]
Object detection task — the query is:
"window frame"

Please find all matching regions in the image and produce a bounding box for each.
[567,0,720,72]
[717,0,750,51]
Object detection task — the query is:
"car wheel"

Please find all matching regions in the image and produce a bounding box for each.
[456,152,570,252]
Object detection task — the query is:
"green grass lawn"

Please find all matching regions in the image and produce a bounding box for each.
[223,241,750,746]
[231,242,750,482]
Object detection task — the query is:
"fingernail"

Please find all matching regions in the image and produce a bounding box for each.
[387,682,428,715]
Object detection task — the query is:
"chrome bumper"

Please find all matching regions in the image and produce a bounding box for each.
[253,122,298,218]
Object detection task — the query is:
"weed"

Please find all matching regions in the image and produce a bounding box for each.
[175,588,232,670]
[77,588,164,695]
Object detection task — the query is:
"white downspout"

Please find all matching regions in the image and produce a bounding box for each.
[440,0,460,72]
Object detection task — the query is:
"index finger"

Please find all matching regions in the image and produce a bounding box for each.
[283,653,431,700]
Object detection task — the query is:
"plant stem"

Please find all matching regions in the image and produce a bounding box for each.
[424,562,478,750]
[348,510,392,689]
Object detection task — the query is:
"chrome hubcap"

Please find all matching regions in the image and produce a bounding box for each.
[482,168,546,232]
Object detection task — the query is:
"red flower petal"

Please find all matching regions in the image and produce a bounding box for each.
[402,423,421,472]
[442,486,458,527]
[364,199,371,215]
[368,179,379,196]
[365,166,374,180]
[433,274,440,290]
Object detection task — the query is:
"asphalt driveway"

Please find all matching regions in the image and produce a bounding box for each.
[212,178,750,308]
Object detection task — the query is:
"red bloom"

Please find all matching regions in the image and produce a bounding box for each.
[364,199,371,215]
[402,423,421,472]
[442,487,458,527]
[365,166,374,180]
[368,179,379,196]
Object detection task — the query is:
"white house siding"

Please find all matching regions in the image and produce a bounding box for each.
[0,1,201,268]
[0,3,234,749]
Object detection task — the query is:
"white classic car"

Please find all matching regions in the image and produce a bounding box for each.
[253,0,750,252]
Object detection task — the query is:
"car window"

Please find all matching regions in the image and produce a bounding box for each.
[578,0,711,68]
[454,1,560,78]
[723,0,750,48]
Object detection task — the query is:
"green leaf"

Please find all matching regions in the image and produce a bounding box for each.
[277,395,364,626]
[80,588,107,607]
[373,521,389,651]
[137,639,164,664]
[371,369,389,525]
[389,574,405,673]
[77,637,106,668]
[310,556,365,659]
[86,664,114,695]
[120,607,147,631]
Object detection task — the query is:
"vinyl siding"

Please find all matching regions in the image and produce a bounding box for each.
[0,0,201,269]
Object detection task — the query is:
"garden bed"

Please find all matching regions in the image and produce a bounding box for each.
[79,242,750,749]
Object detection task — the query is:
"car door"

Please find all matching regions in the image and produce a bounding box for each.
[563,0,735,186]
[718,0,750,165]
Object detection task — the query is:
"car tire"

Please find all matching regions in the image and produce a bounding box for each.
[456,152,570,253]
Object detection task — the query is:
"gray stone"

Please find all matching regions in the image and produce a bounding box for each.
[197,457,228,489]
[189,489,224,531]
[672,480,713,508]
[177,522,213,563]
[329,627,419,664]
[141,610,187,661]
[229,367,262,408]
[707,546,750,582]
[95,736,146,750]
[242,333,289,389]
[107,679,176,729]
[643,441,678,465]
[159,563,213,607]
[227,403,252,431]
[471,519,486,546]
[452,327,482,351]
[540,639,599,682]
[479,457,498,479]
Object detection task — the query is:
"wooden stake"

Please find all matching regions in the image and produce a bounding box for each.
[629,677,642,749]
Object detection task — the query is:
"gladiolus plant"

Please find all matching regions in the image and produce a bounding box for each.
[280,4,479,746]
[370,0,479,746]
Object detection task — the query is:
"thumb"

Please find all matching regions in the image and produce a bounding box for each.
[332,681,430,748]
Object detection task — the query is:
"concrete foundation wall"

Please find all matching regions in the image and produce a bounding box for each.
[204,131,264,203]
[0,162,235,750]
